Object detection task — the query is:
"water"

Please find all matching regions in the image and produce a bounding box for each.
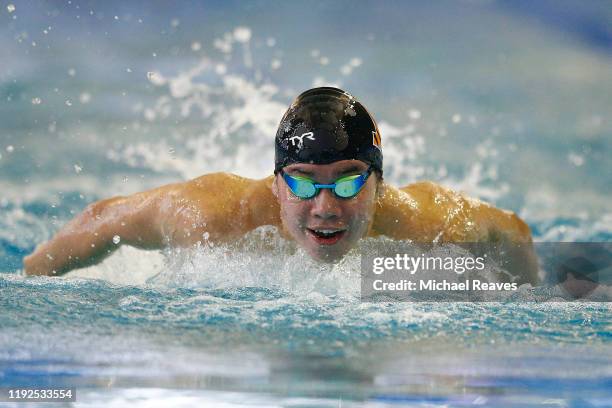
[1,1,611,406]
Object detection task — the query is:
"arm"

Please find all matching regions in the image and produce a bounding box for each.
[374,181,539,285]
[23,173,277,277]
[23,189,168,276]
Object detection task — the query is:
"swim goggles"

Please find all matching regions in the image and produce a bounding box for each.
[281,166,373,199]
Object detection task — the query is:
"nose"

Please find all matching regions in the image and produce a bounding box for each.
[311,188,342,219]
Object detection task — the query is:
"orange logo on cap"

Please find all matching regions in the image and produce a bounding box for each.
[372,130,382,150]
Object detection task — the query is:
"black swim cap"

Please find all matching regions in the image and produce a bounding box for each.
[274,87,382,174]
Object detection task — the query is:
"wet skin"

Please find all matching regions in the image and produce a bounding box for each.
[24,163,539,284]
[272,160,380,262]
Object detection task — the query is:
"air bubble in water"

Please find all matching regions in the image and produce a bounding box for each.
[68,68,76,77]
[112,235,121,244]
[7,4,15,13]
[31,97,41,105]
[191,41,201,51]
[65,99,72,106]
[6,145,14,153]
[74,164,82,173]
[452,114,462,123]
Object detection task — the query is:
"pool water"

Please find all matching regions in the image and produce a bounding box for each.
[1,1,611,406]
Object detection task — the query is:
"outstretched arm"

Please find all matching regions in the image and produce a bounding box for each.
[23,189,169,276]
[23,173,278,277]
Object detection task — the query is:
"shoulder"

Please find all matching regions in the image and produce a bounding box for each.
[375,181,531,243]
[156,173,278,244]
[152,173,254,243]
[373,181,460,241]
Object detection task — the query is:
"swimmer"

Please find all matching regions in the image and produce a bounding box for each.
[24,87,538,283]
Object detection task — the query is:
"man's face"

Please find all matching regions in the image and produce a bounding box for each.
[274,159,379,262]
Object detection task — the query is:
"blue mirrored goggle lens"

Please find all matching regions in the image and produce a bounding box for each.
[283,172,368,199]
[283,174,317,198]
[333,175,364,198]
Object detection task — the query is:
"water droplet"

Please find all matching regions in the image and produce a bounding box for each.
[31,97,42,105]
[79,92,91,104]
[73,164,82,173]
[215,64,226,75]
[568,153,584,167]
[112,235,121,244]
[114,15,119,20]
[191,41,201,51]
[233,26,251,43]
[146,71,164,85]
[7,4,15,13]
[408,109,421,120]
[141,109,155,122]
[126,67,132,73]
[6,145,14,153]
[452,114,462,124]
[270,59,281,70]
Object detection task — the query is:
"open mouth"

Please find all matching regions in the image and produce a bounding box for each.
[307,228,347,245]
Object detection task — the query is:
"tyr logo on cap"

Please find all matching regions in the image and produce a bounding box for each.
[289,132,316,149]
